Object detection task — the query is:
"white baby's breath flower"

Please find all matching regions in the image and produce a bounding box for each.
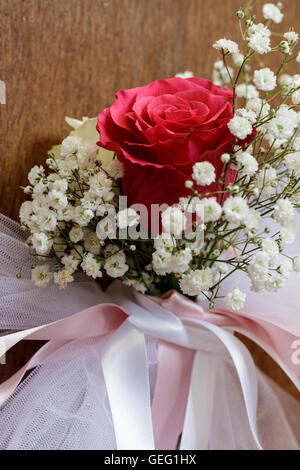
[247,251,270,292]
[248,23,271,38]
[280,222,297,244]
[52,178,68,193]
[32,232,52,255]
[36,208,57,232]
[296,52,300,64]
[54,269,74,289]
[236,151,258,176]
[284,152,300,175]
[221,153,231,164]
[284,30,299,44]
[170,248,193,274]
[279,73,293,90]
[226,288,246,312]
[273,199,295,226]
[102,159,124,179]
[232,53,244,67]
[69,226,84,243]
[192,161,216,186]
[61,254,80,274]
[253,68,277,91]
[213,39,239,54]
[73,206,94,227]
[81,253,102,279]
[60,135,82,157]
[104,251,128,278]
[48,189,68,210]
[248,33,271,54]
[291,89,300,105]
[196,197,222,223]
[262,3,283,24]
[265,272,285,292]
[28,165,45,186]
[236,84,259,99]
[246,98,270,119]
[279,41,290,54]
[261,238,279,263]
[223,196,249,224]
[228,116,253,140]
[162,207,187,236]
[117,208,140,229]
[236,108,257,125]
[245,209,261,234]
[254,167,277,197]
[31,264,52,288]
[180,268,214,296]
[279,259,293,279]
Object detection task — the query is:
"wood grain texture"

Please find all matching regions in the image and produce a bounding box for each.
[0,0,299,399]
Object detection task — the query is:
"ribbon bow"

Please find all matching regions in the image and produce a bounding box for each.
[0,283,299,450]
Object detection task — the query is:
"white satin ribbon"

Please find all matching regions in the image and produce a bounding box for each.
[101,289,263,450]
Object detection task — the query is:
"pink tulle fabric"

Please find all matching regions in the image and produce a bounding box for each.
[0,214,299,450]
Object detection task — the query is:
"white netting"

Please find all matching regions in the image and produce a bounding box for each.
[0,214,299,450]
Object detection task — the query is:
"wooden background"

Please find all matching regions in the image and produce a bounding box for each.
[0,0,299,398]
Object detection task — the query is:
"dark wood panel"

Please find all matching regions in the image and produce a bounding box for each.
[1,0,299,399]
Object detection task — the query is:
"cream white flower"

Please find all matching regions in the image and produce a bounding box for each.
[236,84,259,99]
[54,269,74,289]
[280,222,297,244]
[279,41,290,54]
[232,53,244,67]
[273,199,295,226]
[28,165,45,186]
[192,161,216,186]
[279,259,293,279]
[61,254,80,274]
[236,108,257,125]
[226,288,246,312]
[73,206,94,227]
[248,33,271,54]
[36,208,57,232]
[213,39,239,54]
[254,167,277,197]
[152,249,173,275]
[284,152,300,175]
[246,98,270,119]
[236,151,258,176]
[261,238,279,263]
[296,52,300,64]
[32,232,52,255]
[284,30,299,44]
[248,23,271,38]
[221,153,230,164]
[247,251,270,292]
[81,253,102,279]
[180,268,214,296]
[262,3,283,24]
[51,178,68,193]
[197,197,222,223]
[102,159,124,179]
[245,209,261,234]
[253,68,277,91]
[265,272,285,292]
[31,264,52,288]
[117,208,140,229]
[104,251,128,278]
[291,89,300,105]
[170,248,193,274]
[223,196,249,224]
[60,135,82,157]
[162,207,187,236]
[228,116,253,140]
[69,226,84,243]
[48,190,68,210]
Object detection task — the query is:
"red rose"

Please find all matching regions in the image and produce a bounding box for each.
[97,77,236,212]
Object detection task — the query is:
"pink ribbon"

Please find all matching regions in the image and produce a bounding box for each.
[0,290,299,449]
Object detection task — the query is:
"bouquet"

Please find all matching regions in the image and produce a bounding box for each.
[0,0,300,451]
[20,1,300,313]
